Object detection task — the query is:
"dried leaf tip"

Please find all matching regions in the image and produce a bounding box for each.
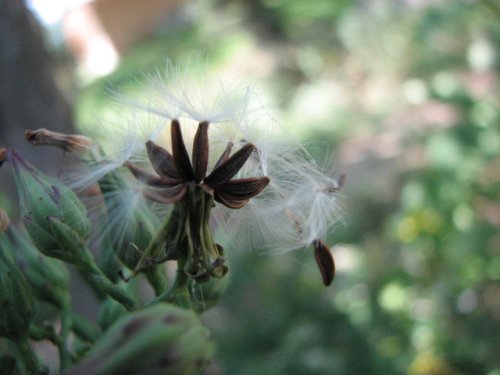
[313,239,335,286]
[24,128,92,154]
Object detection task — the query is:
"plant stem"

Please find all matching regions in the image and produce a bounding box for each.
[153,270,191,308]
[58,301,72,370]
[81,264,139,311]
[144,265,168,296]
[70,313,101,343]
[76,246,139,311]
[11,335,48,375]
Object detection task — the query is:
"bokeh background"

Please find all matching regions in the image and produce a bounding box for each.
[1,0,499,374]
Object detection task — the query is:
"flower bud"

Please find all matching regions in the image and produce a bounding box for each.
[1,225,70,308]
[65,304,214,375]
[4,149,90,263]
[0,250,35,339]
[24,128,92,155]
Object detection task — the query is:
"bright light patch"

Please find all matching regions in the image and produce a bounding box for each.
[378,282,409,312]
[456,289,478,314]
[468,37,495,72]
[403,79,428,105]
[397,216,419,243]
[26,0,91,25]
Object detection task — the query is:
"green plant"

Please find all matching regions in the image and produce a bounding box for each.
[0,66,342,374]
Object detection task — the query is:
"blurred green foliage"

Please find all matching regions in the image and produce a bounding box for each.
[73,0,499,374]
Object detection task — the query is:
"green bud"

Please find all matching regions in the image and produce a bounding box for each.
[0,250,35,339]
[66,304,214,375]
[5,149,90,262]
[1,225,70,308]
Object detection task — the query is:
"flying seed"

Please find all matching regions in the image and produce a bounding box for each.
[313,239,335,286]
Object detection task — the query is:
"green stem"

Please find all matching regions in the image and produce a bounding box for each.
[148,249,191,308]
[76,247,139,310]
[151,270,191,308]
[144,265,168,296]
[70,313,101,343]
[58,301,72,370]
[12,335,48,375]
[80,264,139,311]
[29,325,58,343]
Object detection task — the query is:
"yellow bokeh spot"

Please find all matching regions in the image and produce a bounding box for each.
[407,352,458,375]
[398,216,420,243]
[418,208,443,234]
[378,282,408,312]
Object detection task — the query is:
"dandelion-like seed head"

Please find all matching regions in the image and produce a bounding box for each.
[72,59,343,286]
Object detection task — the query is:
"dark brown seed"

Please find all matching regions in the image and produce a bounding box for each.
[145,140,182,183]
[215,177,270,200]
[142,184,187,204]
[205,143,255,186]
[171,119,195,181]
[0,148,5,167]
[192,121,209,182]
[213,142,233,169]
[313,239,335,286]
[124,161,177,187]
